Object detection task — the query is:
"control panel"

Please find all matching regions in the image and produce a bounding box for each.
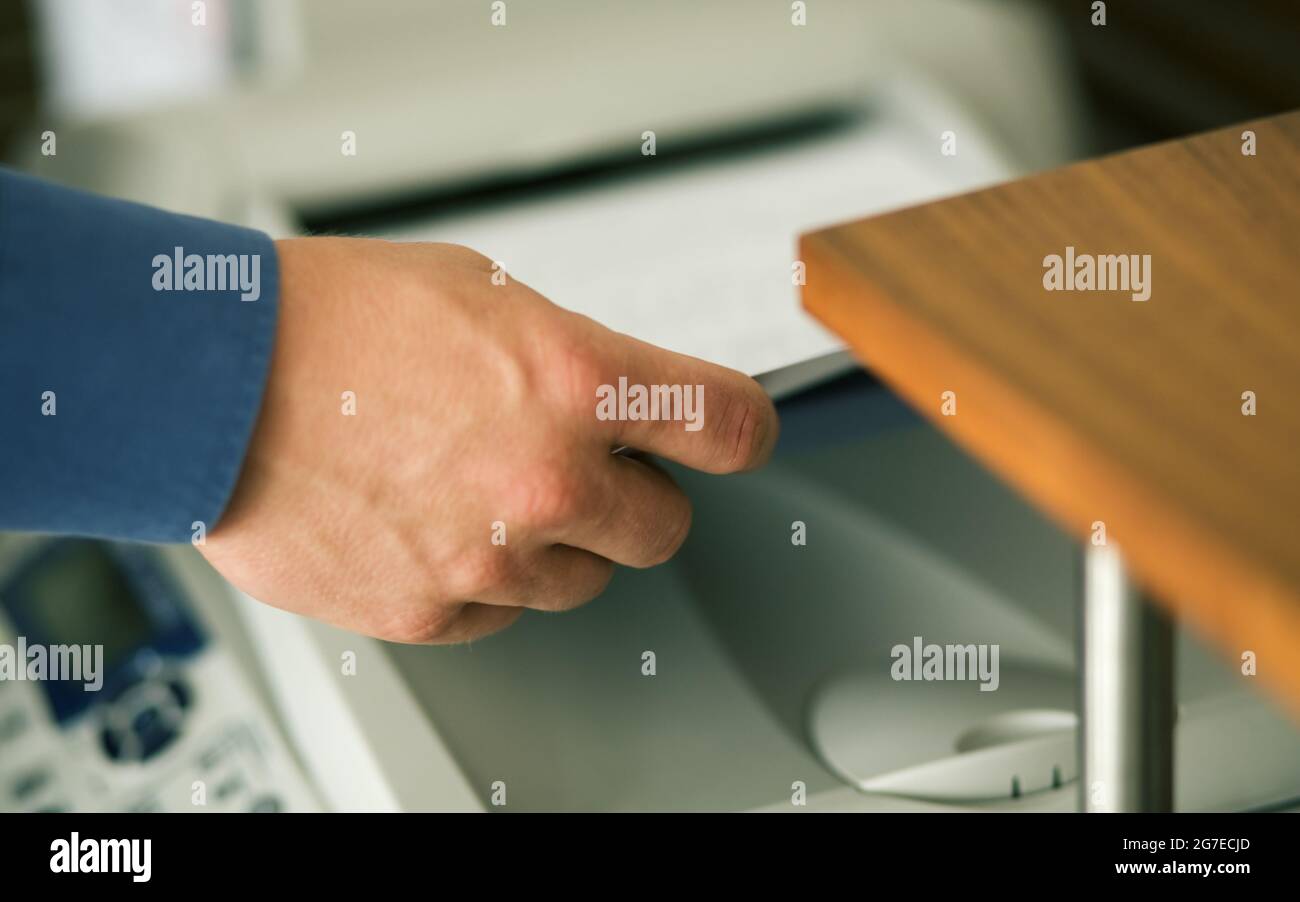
[0,537,317,813]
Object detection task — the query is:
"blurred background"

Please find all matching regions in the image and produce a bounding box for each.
[2,1,1299,814]
[7,2,1300,163]
[7,0,1300,372]
[6,0,1300,373]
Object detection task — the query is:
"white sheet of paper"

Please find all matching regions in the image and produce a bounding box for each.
[379,94,1011,378]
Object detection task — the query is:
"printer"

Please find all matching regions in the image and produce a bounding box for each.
[5,0,1298,812]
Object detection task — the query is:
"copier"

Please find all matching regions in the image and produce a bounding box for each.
[5,0,1298,812]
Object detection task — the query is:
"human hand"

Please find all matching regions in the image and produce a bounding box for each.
[198,237,778,643]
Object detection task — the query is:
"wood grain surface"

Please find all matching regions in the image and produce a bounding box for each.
[801,111,1300,714]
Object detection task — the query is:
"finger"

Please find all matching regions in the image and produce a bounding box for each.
[473,544,615,613]
[525,545,616,612]
[559,454,692,568]
[594,332,779,474]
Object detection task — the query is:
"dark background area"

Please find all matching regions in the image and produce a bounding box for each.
[0,2,39,149]
[1046,0,1300,154]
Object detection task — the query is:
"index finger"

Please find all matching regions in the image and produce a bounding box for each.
[593,332,779,474]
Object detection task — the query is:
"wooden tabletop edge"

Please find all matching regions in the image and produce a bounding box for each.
[797,230,1300,718]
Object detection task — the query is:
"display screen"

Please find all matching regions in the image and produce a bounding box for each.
[8,542,154,671]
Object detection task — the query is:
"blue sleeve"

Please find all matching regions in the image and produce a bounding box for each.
[0,168,279,543]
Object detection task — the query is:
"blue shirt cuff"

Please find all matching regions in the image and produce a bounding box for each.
[0,168,280,543]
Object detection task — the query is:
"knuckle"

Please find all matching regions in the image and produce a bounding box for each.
[707,386,772,472]
[547,557,615,612]
[452,550,514,598]
[515,463,587,530]
[548,328,607,419]
[431,242,494,270]
[386,602,461,645]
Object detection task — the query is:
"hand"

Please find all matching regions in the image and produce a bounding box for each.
[199,238,779,643]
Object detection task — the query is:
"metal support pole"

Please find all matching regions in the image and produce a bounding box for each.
[1079,544,1175,812]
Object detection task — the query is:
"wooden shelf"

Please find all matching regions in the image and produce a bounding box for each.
[801,111,1300,714]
